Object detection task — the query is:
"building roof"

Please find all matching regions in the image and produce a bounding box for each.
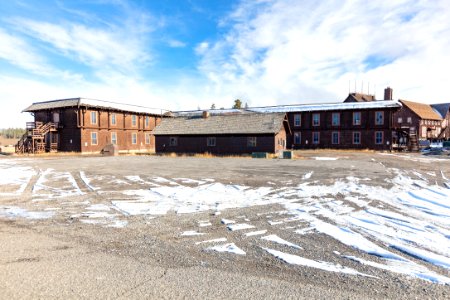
[247,100,400,113]
[431,103,450,118]
[174,108,250,117]
[399,100,443,120]
[153,112,288,135]
[23,98,170,116]
[344,93,376,102]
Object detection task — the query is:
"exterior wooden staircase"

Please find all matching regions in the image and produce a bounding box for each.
[15,122,57,154]
[408,127,419,152]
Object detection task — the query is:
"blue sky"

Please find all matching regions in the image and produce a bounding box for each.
[1,0,450,128]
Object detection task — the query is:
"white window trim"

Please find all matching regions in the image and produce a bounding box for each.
[111,113,116,126]
[332,131,340,144]
[111,132,117,145]
[353,131,361,144]
[312,132,320,144]
[91,132,98,145]
[375,131,383,144]
[132,115,137,127]
[91,111,97,125]
[145,133,150,145]
[375,111,384,125]
[353,112,361,126]
[294,114,301,127]
[294,132,301,144]
[247,137,257,147]
[312,113,320,126]
[131,133,137,144]
[332,113,340,126]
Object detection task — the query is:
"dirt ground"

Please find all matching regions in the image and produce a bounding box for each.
[0,151,449,299]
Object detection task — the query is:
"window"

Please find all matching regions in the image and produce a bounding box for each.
[353,112,361,125]
[91,132,98,145]
[398,117,403,123]
[312,113,320,126]
[132,115,137,127]
[111,113,116,125]
[375,111,384,125]
[407,117,412,124]
[294,132,301,144]
[91,111,97,125]
[294,114,301,127]
[145,133,150,144]
[353,132,361,144]
[332,113,340,126]
[132,133,137,144]
[111,132,117,145]
[169,137,178,146]
[207,137,216,147]
[375,131,383,144]
[332,132,340,144]
[145,116,149,127]
[247,137,257,147]
[312,132,320,144]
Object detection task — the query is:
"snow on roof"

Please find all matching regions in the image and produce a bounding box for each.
[23,97,170,116]
[247,100,401,113]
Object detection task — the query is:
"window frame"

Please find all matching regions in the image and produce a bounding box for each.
[247,136,257,147]
[398,117,403,123]
[407,117,412,124]
[294,114,301,127]
[207,137,216,147]
[294,132,301,144]
[312,113,320,126]
[375,111,384,125]
[331,131,340,145]
[145,116,149,128]
[312,132,320,144]
[332,112,340,126]
[375,131,383,144]
[91,111,97,125]
[353,112,361,126]
[169,137,178,146]
[131,133,137,145]
[352,131,361,144]
[132,115,137,127]
[91,132,98,145]
[111,132,117,145]
[111,113,116,126]
[145,133,150,145]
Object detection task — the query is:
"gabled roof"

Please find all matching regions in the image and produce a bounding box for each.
[23,98,170,116]
[399,100,442,120]
[431,103,450,118]
[175,108,249,117]
[247,100,400,113]
[153,113,288,135]
[344,93,376,102]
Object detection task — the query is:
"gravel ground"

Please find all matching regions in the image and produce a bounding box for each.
[0,151,449,299]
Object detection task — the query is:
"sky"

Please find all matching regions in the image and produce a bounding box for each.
[1,0,450,128]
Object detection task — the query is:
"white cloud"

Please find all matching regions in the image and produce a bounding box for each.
[196,0,450,104]
[167,39,186,48]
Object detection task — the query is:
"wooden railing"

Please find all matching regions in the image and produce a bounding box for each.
[15,121,57,154]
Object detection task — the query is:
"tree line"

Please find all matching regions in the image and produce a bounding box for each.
[0,128,26,139]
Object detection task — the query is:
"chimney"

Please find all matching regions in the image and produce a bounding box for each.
[384,87,393,100]
[202,111,210,118]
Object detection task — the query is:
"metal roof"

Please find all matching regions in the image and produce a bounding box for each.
[153,112,287,135]
[431,103,450,118]
[246,100,401,113]
[23,98,170,115]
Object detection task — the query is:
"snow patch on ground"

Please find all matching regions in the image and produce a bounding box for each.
[206,243,246,255]
[261,234,302,249]
[227,223,255,231]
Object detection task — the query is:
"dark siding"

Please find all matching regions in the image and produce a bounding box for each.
[155,134,279,154]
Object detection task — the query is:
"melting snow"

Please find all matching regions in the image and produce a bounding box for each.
[227,223,255,231]
[264,248,372,277]
[261,234,302,249]
[206,243,246,255]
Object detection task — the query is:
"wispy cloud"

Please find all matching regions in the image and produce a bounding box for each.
[195,0,450,103]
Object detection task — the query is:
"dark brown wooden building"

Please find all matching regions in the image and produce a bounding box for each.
[431,103,450,140]
[248,100,401,151]
[153,112,290,155]
[17,98,169,154]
